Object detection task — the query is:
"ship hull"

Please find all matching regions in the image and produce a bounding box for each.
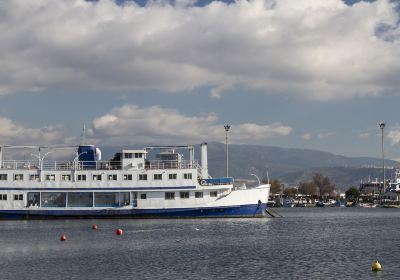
[0,203,267,219]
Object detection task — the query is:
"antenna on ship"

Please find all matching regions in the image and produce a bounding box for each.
[224,124,231,178]
[82,124,86,145]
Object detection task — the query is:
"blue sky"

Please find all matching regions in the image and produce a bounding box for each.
[0,0,400,160]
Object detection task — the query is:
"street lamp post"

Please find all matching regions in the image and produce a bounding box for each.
[224,125,231,178]
[73,151,87,170]
[73,151,87,182]
[31,151,53,182]
[250,173,261,185]
[378,122,386,194]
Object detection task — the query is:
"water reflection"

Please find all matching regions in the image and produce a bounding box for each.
[0,208,398,279]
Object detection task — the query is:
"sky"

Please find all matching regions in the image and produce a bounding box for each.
[0,0,400,159]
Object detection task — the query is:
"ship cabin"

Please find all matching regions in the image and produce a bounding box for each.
[0,143,233,210]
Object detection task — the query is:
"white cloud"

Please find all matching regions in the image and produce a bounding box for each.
[0,117,67,145]
[301,133,311,140]
[0,104,292,147]
[358,132,370,138]
[388,128,400,145]
[317,132,334,139]
[88,104,292,144]
[0,0,399,100]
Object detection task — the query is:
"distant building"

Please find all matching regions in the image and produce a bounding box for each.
[359,181,383,195]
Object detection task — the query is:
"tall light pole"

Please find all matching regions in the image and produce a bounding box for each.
[73,151,87,182]
[378,122,386,194]
[31,151,53,182]
[224,125,231,178]
[250,173,260,185]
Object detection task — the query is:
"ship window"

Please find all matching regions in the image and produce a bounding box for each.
[27,192,39,206]
[165,192,175,200]
[45,174,55,181]
[93,174,102,181]
[169,173,177,180]
[140,193,147,199]
[77,174,86,181]
[41,192,66,207]
[154,174,162,180]
[134,153,143,158]
[123,174,132,181]
[14,194,23,201]
[183,173,192,180]
[94,192,118,207]
[124,153,133,159]
[0,174,7,180]
[210,191,218,197]
[108,174,117,181]
[14,174,23,181]
[30,174,39,181]
[61,174,71,181]
[139,174,147,181]
[119,192,130,206]
[195,192,203,198]
[68,192,93,207]
[0,194,7,200]
[180,192,189,199]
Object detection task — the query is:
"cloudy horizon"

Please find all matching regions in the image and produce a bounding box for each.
[1,0,400,159]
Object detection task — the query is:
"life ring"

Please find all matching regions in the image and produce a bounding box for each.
[200,180,207,185]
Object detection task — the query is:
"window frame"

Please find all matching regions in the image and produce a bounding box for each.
[195,192,203,198]
[45,174,56,181]
[77,174,87,181]
[168,173,177,180]
[14,174,24,181]
[165,192,175,200]
[29,174,39,181]
[123,174,133,181]
[92,174,102,181]
[14,194,23,201]
[180,191,190,199]
[61,174,71,181]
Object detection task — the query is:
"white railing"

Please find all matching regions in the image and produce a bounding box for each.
[144,160,199,170]
[0,160,40,170]
[0,160,200,171]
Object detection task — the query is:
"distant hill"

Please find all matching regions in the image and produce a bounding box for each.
[202,142,399,188]
[99,142,399,189]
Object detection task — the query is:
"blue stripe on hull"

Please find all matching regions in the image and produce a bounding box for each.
[0,204,267,219]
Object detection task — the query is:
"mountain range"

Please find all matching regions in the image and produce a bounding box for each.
[100,142,399,189]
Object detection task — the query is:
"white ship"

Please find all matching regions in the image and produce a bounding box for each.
[0,143,270,218]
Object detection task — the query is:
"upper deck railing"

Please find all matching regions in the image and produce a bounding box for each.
[0,160,200,171]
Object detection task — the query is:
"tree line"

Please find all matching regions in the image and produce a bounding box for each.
[263,173,361,201]
[263,173,335,198]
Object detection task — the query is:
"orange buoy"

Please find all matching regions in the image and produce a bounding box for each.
[92,224,98,230]
[60,234,67,241]
[116,228,123,236]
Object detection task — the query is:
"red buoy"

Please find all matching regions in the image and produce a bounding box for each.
[60,234,67,241]
[116,228,123,236]
[92,224,98,230]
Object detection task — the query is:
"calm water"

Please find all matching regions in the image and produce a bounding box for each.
[0,208,399,279]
